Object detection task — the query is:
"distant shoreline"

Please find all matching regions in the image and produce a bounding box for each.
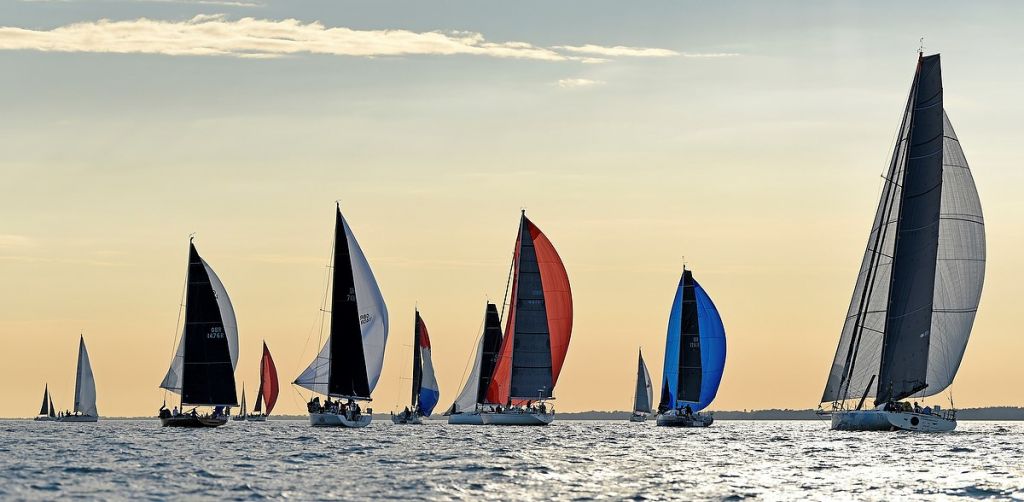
[8,407,1024,421]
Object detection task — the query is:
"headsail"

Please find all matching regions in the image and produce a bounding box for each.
[486,212,572,404]
[159,240,239,407]
[447,302,504,414]
[73,335,98,417]
[633,349,653,414]
[821,54,985,406]
[658,268,726,412]
[295,205,389,400]
[413,311,441,416]
[259,342,279,415]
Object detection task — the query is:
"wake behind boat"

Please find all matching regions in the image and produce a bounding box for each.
[819,53,985,433]
[294,204,388,428]
[478,211,572,426]
[655,267,726,428]
[392,310,440,425]
[157,238,240,428]
[445,303,504,425]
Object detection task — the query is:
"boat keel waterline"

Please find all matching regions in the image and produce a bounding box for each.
[309,412,372,428]
[480,410,554,426]
[830,410,955,432]
[656,412,713,428]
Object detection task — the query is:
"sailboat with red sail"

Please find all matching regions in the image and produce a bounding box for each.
[247,342,279,421]
[479,210,573,426]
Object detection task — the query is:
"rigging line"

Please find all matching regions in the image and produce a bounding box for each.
[164,241,191,372]
[293,210,337,395]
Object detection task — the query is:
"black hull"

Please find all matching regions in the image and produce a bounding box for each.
[160,415,228,428]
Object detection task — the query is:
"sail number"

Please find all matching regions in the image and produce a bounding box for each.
[207,326,225,339]
[359,313,373,325]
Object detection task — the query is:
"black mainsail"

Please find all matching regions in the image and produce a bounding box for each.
[477,303,504,404]
[821,54,986,408]
[38,384,49,416]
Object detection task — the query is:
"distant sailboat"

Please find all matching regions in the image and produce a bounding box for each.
[34,384,56,422]
[247,342,279,422]
[445,302,504,425]
[295,204,389,428]
[392,310,441,424]
[630,349,654,422]
[58,335,99,423]
[479,211,572,426]
[656,267,726,427]
[821,53,985,432]
[158,238,239,428]
[233,385,247,421]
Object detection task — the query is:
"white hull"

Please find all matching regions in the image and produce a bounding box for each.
[232,416,247,422]
[656,412,713,427]
[480,410,554,426]
[246,415,268,422]
[831,409,956,432]
[629,413,648,423]
[391,414,423,425]
[309,412,372,428]
[447,413,485,425]
[57,415,98,423]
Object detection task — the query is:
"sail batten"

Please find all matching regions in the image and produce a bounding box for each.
[821,54,985,406]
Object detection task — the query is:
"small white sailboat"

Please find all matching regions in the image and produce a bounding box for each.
[247,342,279,422]
[655,267,726,428]
[477,211,572,426]
[294,204,388,428]
[445,303,504,425]
[392,310,440,425]
[629,349,654,423]
[157,238,240,428]
[820,53,985,433]
[33,384,56,422]
[233,385,247,421]
[57,335,99,423]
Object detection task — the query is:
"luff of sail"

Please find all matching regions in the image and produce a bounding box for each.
[39,384,50,416]
[413,311,441,416]
[485,213,572,404]
[73,335,98,417]
[446,302,503,414]
[658,269,726,413]
[633,350,653,414]
[821,54,985,407]
[295,205,389,400]
[159,240,239,407]
[258,342,279,415]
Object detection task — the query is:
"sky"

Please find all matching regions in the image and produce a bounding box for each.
[1,0,1023,418]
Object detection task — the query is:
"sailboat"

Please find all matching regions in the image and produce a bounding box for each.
[392,310,441,424]
[479,211,573,426]
[33,384,56,422]
[58,335,99,423]
[247,342,279,421]
[655,267,726,427]
[233,385,247,421]
[445,302,504,425]
[630,349,654,422]
[294,204,389,428]
[820,53,985,432]
[157,238,239,428]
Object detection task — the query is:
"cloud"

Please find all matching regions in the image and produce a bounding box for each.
[0,234,35,249]
[0,15,681,62]
[557,78,603,89]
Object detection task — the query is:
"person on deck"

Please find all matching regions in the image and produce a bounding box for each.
[913,402,921,413]
[684,405,693,416]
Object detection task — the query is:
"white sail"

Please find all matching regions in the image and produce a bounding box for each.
[296,212,389,396]
[634,353,653,414]
[450,330,486,414]
[159,254,239,395]
[74,336,98,417]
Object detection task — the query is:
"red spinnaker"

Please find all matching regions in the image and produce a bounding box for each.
[485,215,573,405]
[259,342,280,415]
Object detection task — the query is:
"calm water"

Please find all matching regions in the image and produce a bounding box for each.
[2,419,1022,500]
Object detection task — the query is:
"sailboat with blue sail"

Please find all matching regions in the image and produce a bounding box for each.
[656,267,726,427]
[392,309,440,424]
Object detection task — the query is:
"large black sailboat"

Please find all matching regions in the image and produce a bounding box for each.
[820,53,985,432]
[158,239,239,428]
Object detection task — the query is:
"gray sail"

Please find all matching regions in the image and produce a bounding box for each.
[633,350,653,414]
[821,54,985,405]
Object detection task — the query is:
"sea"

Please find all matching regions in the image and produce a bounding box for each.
[1,419,1022,500]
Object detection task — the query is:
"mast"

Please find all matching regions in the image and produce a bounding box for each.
[411,310,424,408]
